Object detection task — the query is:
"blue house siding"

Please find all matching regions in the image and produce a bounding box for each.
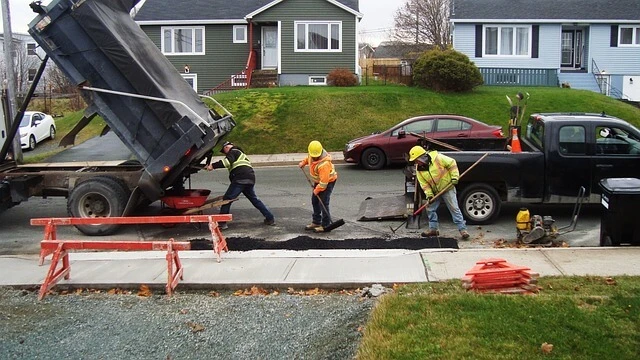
[590,24,640,75]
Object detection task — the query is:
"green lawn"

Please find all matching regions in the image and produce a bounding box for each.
[357,276,640,359]
[211,85,640,155]
[24,85,640,163]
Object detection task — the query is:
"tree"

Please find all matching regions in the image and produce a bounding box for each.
[392,0,450,48]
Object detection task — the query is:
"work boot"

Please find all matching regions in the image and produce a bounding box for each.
[264,218,276,226]
[314,226,330,233]
[460,230,470,240]
[218,222,228,230]
[421,229,439,237]
[305,223,321,231]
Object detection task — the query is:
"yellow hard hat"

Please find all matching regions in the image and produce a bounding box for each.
[408,146,427,161]
[308,140,323,157]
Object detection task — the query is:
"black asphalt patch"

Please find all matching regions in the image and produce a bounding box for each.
[190,236,458,251]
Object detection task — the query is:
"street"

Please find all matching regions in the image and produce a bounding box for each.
[0,164,604,256]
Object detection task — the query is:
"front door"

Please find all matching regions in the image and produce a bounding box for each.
[561,30,583,69]
[262,26,277,69]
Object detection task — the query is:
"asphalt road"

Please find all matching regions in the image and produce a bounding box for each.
[0,162,604,256]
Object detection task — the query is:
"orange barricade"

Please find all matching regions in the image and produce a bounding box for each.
[31,214,232,300]
[462,258,539,294]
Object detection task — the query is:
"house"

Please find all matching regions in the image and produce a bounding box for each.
[450,0,640,101]
[0,33,46,94]
[135,0,362,94]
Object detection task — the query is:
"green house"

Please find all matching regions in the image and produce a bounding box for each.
[135,0,362,94]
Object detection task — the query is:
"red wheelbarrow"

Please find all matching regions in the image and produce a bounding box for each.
[160,189,237,215]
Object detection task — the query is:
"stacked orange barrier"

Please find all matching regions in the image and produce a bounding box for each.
[462,258,539,294]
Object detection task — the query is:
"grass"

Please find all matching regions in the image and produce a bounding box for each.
[21,85,640,162]
[211,85,640,155]
[357,276,640,359]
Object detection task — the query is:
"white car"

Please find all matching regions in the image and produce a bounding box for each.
[19,111,56,150]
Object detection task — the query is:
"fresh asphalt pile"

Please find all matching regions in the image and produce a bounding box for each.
[0,287,374,359]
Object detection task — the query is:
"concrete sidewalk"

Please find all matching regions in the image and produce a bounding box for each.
[3,247,640,291]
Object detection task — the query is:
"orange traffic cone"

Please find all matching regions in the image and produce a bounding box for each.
[510,127,522,153]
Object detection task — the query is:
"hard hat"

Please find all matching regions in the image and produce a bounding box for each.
[220,141,233,153]
[408,146,427,161]
[308,140,323,157]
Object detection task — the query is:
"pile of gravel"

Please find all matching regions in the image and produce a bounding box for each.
[0,287,375,359]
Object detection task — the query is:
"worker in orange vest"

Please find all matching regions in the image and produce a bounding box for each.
[299,140,338,233]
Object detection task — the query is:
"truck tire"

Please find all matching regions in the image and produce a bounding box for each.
[459,184,501,225]
[361,147,385,170]
[67,176,130,236]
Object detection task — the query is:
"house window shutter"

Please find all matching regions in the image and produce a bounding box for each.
[475,25,483,57]
[532,25,539,58]
[610,25,618,47]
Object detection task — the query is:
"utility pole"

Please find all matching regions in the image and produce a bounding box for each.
[1,0,23,162]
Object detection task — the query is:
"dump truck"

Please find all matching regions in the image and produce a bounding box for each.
[0,0,235,235]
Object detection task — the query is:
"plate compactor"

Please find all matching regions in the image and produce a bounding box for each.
[516,187,585,244]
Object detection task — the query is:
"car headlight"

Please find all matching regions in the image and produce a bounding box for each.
[345,143,360,152]
[20,132,27,138]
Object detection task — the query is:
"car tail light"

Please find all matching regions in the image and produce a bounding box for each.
[492,129,504,137]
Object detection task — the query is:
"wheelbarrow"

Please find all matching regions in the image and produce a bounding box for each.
[159,189,237,227]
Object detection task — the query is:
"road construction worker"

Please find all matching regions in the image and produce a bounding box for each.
[206,141,275,229]
[408,145,469,240]
[299,140,338,233]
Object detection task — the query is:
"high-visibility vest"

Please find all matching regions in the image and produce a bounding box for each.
[309,154,337,190]
[223,150,252,171]
[416,151,459,197]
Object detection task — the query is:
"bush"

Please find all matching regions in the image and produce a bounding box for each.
[412,48,483,92]
[327,68,358,87]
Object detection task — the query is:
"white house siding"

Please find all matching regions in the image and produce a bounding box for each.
[589,24,640,75]
[454,23,560,69]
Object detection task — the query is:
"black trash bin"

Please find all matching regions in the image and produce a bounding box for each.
[599,178,640,246]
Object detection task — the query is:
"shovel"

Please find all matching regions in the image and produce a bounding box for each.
[391,152,490,234]
[300,168,345,232]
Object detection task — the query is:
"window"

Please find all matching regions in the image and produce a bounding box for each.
[619,26,640,46]
[308,76,327,86]
[437,119,472,132]
[26,43,37,56]
[596,126,640,155]
[27,69,37,82]
[233,25,247,44]
[162,27,205,55]
[393,119,434,136]
[181,74,197,91]
[558,126,586,155]
[484,25,530,56]
[295,21,341,52]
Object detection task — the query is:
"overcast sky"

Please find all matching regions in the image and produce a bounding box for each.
[2,0,405,45]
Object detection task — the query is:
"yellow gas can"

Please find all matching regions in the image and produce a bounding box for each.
[516,208,530,231]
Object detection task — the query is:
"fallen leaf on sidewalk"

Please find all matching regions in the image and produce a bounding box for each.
[186,322,205,333]
[138,285,152,297]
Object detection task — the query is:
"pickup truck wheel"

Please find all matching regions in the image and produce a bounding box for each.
[459,184,501,225]
[67,176,130,236]
[361,148,385,170]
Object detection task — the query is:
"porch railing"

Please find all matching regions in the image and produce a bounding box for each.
[203,50,257,96]
[480,68,558,86]
[591,59,628,100]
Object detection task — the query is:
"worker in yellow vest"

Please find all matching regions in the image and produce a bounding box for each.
[299,140,338,233]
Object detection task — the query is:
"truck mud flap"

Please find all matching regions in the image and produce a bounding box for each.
[356,195,409,221]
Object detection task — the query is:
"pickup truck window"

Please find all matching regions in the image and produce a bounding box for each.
[596,126,640,155]
[526,119,544,150]
[559,125,586,155]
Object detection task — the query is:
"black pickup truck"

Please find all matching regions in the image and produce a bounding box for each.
[407,112,640,224]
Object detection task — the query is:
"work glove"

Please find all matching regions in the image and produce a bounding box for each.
[313,187,322,196]
[451,178,458,185]
[298,160,306,168]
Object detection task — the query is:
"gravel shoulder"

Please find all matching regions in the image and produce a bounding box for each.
[0,287,375,359]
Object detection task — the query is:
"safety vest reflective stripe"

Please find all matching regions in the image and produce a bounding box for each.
[309,157,337,187]
[223,152,252,171]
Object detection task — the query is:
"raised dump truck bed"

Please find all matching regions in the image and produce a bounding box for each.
[0,0,235,235]
[27,0,234,201]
